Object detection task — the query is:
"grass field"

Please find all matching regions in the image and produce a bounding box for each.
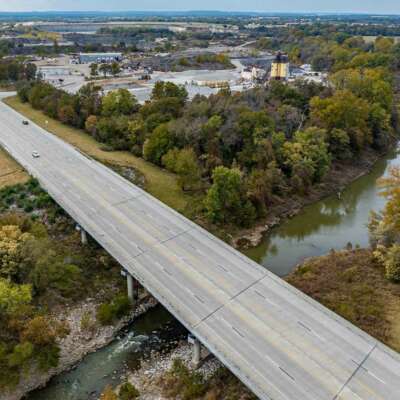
[0,148,29,189]
[287,249,400,351]
[3,96,192,214]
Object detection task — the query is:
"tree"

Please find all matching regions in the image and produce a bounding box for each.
[143,124,175,165]
[90,63,98,77]
[101,89,138,117]
[0,278,31,316]
[384,245,400,282]
[99,63,111,78]
[204,166,255,227]
[310,90,372,151]
[110,62,121,77]
[151,81,188,104]
[162,148,201,190]
[85,115,98,136]
[282,128,331,191]
[57,104,78,126]
[378,166,400,233]
[0,225,33,280]
[369,167,400,281]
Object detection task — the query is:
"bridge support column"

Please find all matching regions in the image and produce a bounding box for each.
[127,274,134,303]
[80,228,87,245]
[191,338,201,367]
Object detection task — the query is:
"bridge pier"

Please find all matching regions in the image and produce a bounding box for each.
[80,229,87,245]
[126,272,139,305]
[76,225,88,245]
[127,273,134,302]
[189,335,202,367]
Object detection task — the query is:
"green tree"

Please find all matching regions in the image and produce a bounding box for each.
[0,278,31,315]
[282,128,331,191]
[99,63,111,78]
[101,89,138,117]
[90,63,98,77]
[162,148,201,190]
[110,62,121,77]
[143,124,175,165]
[151,81,187,104]
[204,166,255,227]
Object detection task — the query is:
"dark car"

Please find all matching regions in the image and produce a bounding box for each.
[22,120,29,125]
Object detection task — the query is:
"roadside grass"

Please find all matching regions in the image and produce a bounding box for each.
[287,248,400,351]
[3,96,192,214]
[0,147,29,189]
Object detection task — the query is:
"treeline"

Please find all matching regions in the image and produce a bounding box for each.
[0,58,36,84]
[261,29,400,73]
[17,36,399,228]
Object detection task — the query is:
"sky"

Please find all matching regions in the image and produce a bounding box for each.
[1,0,400,14]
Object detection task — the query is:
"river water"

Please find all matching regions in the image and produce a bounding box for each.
[245,146,400,276]
[27,146,400,399]
[27,306,186,400]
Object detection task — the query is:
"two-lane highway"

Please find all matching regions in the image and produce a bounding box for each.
[1,95,400,399]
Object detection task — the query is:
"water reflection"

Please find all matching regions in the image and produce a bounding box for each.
[245,148,400,277]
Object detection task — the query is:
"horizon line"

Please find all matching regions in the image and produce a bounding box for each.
[0,10,399,16]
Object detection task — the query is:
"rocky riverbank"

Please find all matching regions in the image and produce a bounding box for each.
[1,296,158,400]
[122,341,222,400]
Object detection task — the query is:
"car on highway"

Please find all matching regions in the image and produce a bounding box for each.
[22,120,29,125]
[31,151,40,158]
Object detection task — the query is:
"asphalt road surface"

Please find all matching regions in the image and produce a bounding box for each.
[0,95,400,400]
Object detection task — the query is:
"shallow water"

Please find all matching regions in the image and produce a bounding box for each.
[26,305,186,400]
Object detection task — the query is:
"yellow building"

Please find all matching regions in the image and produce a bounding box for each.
[270,53,289,81]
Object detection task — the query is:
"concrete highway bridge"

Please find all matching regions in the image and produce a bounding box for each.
[0,96,400,399]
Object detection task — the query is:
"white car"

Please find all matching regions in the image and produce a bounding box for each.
[32,151,40,158]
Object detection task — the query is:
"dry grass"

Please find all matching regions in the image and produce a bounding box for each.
[3,96,192,214]
[287,248,400,351]
[0,148,29,189]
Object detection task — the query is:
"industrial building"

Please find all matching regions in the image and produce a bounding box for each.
[270,52,289,81]
[74,52,123,64]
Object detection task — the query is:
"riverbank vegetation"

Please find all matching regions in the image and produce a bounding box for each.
[14,34,400,236]
[0,179,127,393]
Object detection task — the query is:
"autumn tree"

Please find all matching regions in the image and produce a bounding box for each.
[310,90,372,151]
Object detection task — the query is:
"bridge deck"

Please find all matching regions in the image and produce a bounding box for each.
[1,98,399,399]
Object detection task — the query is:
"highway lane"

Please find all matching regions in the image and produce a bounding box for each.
[1,96,400,399]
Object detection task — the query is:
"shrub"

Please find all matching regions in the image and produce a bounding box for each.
[385,245,400,281]
[96,303,114,325]
[112,295,131,318]
[119,382,140,400]
[162,359,207,400]
[96,295,131,325]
